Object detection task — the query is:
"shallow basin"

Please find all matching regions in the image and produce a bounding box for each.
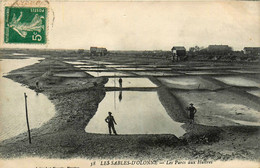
[174,90,260,126]
[64,61,87,65]
[105,65,136,68]
[217,103,260,122]
[85,91,185,137]
[229,70,260,74]
[181,71,223,75]
[87,60,113,64]
[214,77,260,87]
[85,71,133,77]
[80,68,108,71]
[12,53,28,56]
[74,65,101,68]
[247,90,260,98]
[158,77,220,90]
[215,115,260,126]
[134,71,178,76]
[115,67,147,71]
[105,77,157,88]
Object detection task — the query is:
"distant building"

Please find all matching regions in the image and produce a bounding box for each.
[171,46,186,61]
[90,47,97,55]
[243,47,260,55]
[207,45,232,54]
[96,47,108,56]
[90,47,108,56]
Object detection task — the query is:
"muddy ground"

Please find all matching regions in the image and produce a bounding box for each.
[0,50,259,161]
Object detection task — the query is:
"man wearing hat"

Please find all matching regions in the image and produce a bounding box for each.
[119,77,123,88]
[105,112,118,135]
[188,103,197,123]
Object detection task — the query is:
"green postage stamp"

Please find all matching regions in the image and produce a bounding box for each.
[5,7,47,44]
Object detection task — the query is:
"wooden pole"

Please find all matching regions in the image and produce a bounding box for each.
[24,93,31,144]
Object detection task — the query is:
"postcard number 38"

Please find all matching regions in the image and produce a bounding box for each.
[32,32,42,41]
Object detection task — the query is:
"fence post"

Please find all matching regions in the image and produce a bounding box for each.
[24,93,32,144]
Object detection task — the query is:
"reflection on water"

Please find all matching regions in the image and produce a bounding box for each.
[85,91,185,137]
[119,91,122,102]
[0,58,55,141]
[105,77,157,88]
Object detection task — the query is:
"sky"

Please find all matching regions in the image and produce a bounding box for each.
[1,1,260,51]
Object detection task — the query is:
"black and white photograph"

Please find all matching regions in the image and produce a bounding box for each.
[0,0,259,168]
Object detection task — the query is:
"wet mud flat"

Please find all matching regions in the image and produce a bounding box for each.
[0,51,259,161]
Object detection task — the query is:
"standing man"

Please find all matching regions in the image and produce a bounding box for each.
[188,103,197,124]
[105,112,118,135]
[119,78,122,88]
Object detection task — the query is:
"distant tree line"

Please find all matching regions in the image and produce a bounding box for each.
[188,45,233,56]
[187,45,259,62]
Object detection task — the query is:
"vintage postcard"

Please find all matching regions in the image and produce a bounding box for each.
[0,0,259,168]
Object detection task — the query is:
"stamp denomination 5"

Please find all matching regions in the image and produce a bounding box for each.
[4,7,47,44]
